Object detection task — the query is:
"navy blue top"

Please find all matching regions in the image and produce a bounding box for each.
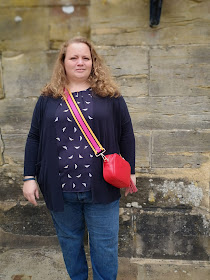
[24,91,135,212]
[55,88,93,192]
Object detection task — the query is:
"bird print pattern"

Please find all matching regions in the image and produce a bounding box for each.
[55,88,94,192]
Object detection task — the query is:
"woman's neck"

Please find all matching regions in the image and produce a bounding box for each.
[67,81,91,93]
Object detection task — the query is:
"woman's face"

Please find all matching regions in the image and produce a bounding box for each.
[64,42,92,83]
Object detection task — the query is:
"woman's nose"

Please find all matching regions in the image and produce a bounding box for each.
[77,58,84,65]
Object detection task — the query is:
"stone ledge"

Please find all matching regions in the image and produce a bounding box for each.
[0,1,90,7]
[0,248,138,280]
[131,257,210,265]
[1,248,209,280]
[0,228,58,249]
[131,258,210,280]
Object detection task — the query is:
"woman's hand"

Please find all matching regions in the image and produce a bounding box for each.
[125,174,136,196]
[23,179,39,206]
[130,174,136,186]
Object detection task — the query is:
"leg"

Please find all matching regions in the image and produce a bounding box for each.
[51,192,88,280]
[84,199,120,280]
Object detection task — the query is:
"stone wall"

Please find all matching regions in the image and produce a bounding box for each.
[0,0,90,246]
[0,0,209,262]
[90,0,210,260]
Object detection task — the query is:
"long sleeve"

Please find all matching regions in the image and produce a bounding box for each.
[119,97,135,174]
[24,97,42,176]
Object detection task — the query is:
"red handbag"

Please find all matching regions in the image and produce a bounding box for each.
[63,88,137,193]
[103,154,131,188]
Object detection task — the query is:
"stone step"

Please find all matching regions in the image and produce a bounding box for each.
[131,258,210,280]
[1,247,210,280]
[0,247,138,280]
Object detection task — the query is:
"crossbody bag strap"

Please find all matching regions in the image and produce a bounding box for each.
[62,88,106,158]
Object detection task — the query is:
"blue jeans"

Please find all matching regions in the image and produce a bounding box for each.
[51,191,119,280]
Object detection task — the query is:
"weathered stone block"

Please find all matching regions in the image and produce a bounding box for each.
[90,0,149,46]
[2,132,27,164]
[49,6,90,49]
[0,203,88,248]
[0,165,28,201]
[152,131,210,168]
[117,76,149,97]
[90,0,210,46]
[0,204,55,236]
[2,51,57,98]
[153,130,210,152]
[150,46,210,97]
[135,211,209,260]
[0,97,37,133]
[119,208,209,260]
[0,8,49,51]
[135,132,150,168]
[97,46,148,77]
[125,96,210,130]
[119,209,134,257]
[120,177,206,209]
[152,152,210,169]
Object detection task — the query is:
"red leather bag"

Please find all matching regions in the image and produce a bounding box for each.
[103,154,131,188]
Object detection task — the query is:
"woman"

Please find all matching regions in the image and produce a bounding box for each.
[23,37,136,280]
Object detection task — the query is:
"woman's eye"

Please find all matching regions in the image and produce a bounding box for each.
[70,57,76,60]
[84,57,90,60]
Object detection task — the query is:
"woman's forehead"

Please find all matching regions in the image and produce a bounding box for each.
[66,42,91,56]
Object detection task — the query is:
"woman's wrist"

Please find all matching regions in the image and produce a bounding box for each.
[23,176,35,182]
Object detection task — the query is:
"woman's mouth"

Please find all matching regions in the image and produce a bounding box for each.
[76,69,85,72]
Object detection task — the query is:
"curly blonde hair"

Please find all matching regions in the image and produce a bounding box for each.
[42,37,120,98]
